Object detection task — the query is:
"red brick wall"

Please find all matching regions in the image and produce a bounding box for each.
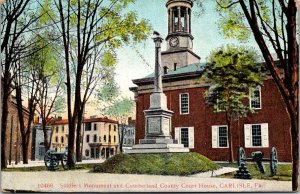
[5,100,31,164]
[135,79,291,162]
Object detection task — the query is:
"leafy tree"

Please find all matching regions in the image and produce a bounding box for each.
[102,97,134,153]
[38,0,151,167]
[1,0,42,167]
[28,31,65,151]
[205,45,262,162]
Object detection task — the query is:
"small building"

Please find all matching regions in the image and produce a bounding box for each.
[50,117,69,152]
[31,124,51,161]
[50,116,119,159]
[82,117,119,159]
[122,117,136,151]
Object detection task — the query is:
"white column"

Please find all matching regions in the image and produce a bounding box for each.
[186,7,190,33]
[177,7,182,31]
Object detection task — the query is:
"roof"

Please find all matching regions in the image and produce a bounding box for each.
[133,63,206,85]
[50,117,118,125]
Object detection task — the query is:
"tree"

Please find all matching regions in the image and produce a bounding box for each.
[1,0,41,168]
[102,98,134,153]
[42,0,151,168]
[211,0,298,190]
[28,31,65,151]
[204,45,262,162]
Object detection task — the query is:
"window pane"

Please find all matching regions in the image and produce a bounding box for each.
[252,125,262,146]
[180,94,189,114]
[181,128,189,148]
[218,127,228,147]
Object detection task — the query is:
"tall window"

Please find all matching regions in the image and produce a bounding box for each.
[244,123,269,148]
[55,136,58,143]
[94,123,97,131]
[109,125,111,131]
[218,127,228,147]
[86,135,90,143]
[109,135,111,143]
[94,135,97,143]
[252,125,262,146]
[174,127,194,149]
[212,125,228,148]
[56,127,58,133]
[180,128,189,148]
[61,136,64,144]
[114,125,116,131]
[250,86,262,109]
[104,135,106,142]
[180,93,189,114]
[62,125,64,133]
[114,136,116,143]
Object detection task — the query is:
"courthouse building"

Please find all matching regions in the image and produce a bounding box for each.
[130,0,291,161]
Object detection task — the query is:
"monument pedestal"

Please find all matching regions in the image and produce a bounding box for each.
[125,94,189,154]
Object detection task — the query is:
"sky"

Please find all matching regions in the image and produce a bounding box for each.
[114,0,261,98]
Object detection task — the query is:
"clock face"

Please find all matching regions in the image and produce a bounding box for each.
[169,37,179,47]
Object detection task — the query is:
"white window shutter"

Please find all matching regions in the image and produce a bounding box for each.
[212,126,218,148]
[244,124,251,148]
[175,127,180,143]
[261,123,269,148]
[188,127,194,149]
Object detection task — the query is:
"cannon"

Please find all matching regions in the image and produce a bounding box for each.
[44,150,74,171]
[237,147,278,176]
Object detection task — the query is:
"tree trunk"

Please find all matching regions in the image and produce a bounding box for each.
[21,137,29,164]
[226,113,234,163]
[42,120,50,151]
[76,108,84,162]
[119,124,125,153]
[1,82,9,169]
[291,115,298,191]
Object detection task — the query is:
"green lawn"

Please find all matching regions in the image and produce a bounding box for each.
[218,163,292,181]
[92,152,220,176]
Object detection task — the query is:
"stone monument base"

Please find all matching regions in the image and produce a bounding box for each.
[125,138,189,154]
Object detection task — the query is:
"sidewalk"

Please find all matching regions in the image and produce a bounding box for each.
[1,168,292,192]
[6,159,105,168]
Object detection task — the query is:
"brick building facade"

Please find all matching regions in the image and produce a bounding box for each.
[130,0,291,162]
[5,95,31,164]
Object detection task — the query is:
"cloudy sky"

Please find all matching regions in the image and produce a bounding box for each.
[114,0,260,98]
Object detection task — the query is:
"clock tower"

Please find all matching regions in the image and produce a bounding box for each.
[162,0,200,70]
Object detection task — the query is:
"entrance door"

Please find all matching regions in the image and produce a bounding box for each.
[106,148,109,159]
[91,148,95,158]
[96,148,100,158]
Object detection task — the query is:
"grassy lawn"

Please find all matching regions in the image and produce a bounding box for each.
[218,163,292,181]
[2,163,97,172]
[92,152,220,176]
